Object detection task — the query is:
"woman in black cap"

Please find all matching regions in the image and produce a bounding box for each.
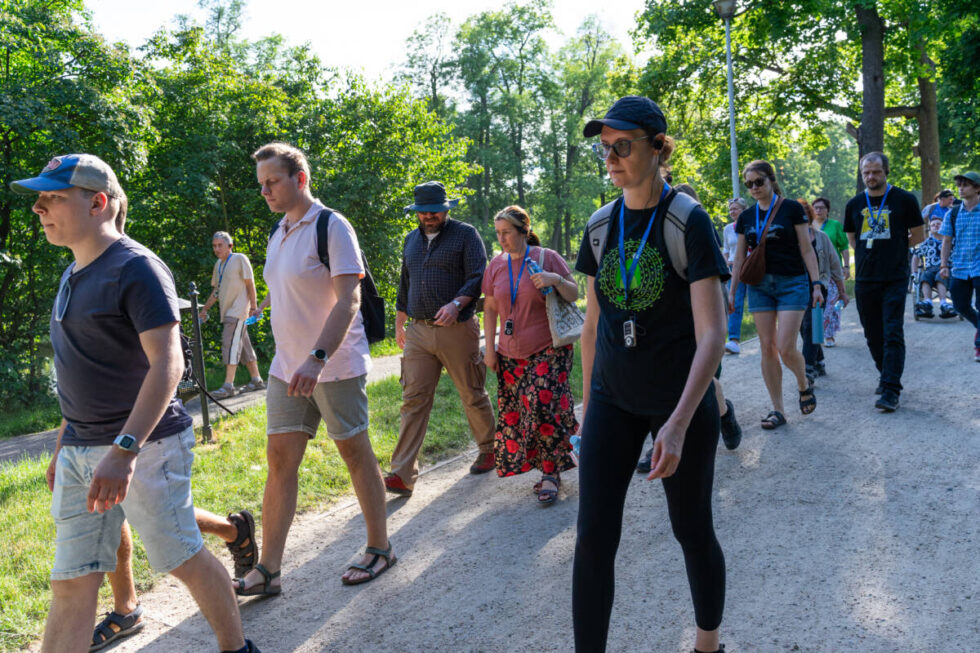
[574,96,729,653]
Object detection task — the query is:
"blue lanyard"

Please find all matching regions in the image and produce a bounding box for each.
[507,245,529,305]
[754,194,779,240]
[618,183,670,302]
[864,184,892,229]
[217,254,232,287]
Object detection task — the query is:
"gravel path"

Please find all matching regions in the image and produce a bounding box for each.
[27,309,980,651]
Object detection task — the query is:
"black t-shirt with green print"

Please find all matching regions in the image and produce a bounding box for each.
[576,194,730,415]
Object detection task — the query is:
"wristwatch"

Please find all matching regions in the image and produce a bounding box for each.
[310,348,328,363]
[452,299,463,310]
[113,434,140,455]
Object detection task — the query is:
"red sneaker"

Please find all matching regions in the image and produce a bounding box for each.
[383,473,413,496]
[469,451,495,474]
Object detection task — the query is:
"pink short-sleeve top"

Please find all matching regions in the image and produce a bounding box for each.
[482,245,572,359]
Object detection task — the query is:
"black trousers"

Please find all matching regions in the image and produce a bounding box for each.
[572,392,725,652]
[949,276,980,347]
[855,279,907,393]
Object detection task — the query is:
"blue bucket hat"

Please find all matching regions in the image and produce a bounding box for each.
[583,95,668,138]
[10,154,123,197]
[404,181,460,213]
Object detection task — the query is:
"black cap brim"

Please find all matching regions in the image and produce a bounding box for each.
[583,118,643,138]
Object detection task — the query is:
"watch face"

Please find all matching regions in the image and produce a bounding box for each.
[312,349,327,361]
[118,435,136,450]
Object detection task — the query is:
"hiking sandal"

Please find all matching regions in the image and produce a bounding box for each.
[235,563,281,597]
[761,411,786,430]
[226,509,257,579]
[342,541,397,586]
[799,384,817,415]
[91,604,144,651]
[537,475,560,506]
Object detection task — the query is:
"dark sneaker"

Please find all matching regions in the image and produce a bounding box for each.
[940,303,957,319]
[469,451,495,474]
[875,382,884,395]
[720,399,742,450]
[815,362,827,377]
[635,447,653,474]
[875,389,900,412]
[383,474,413,497]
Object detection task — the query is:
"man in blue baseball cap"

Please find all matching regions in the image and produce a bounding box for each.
[13,154,260,653]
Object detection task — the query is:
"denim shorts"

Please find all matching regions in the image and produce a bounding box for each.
[266,374,368,440]
[747,273,810,312]
[50,426,203,580]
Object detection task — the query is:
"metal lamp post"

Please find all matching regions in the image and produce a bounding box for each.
[713,0,740,200]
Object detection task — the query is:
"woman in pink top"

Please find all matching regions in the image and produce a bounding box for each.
[482,205,579,505]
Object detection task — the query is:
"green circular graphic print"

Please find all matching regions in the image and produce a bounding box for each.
[597,239,666,311]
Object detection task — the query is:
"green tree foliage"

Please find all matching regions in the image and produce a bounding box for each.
[0,0,151,405]
[1,0,473,404]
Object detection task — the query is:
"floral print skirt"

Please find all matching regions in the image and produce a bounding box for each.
[494,344,578,478]
[824,282,841,338]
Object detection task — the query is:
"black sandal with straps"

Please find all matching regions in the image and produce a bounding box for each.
[226,510,257,579]
[799,384,817,415]
[234,563,281,597]
[342,541,397,586]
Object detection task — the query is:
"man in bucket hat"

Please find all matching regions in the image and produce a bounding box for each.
[940,171,980,361]
[13,154,259,653]
[385,181,495,496]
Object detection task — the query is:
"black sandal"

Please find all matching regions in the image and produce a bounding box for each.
[91,604,144,651]
[761,410,787,430]
[537,475,560,506]
[799,384,817,415]
[226,509,257,579]
[342,541,397,586]
[234,563,281,597]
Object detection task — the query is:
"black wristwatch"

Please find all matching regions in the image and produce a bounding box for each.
[310,348,328,363]
[452,299,463,310]
[113,434,140,455]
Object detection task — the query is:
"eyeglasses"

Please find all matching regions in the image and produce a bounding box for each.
[54,274,72,322]
[744,178,767,189]
[592,136,650,160]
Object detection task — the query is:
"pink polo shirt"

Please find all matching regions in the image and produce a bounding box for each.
[264,199,371,383]
[482,245,572,359]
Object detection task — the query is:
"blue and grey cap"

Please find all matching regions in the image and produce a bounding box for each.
[11,154,124,198]
[583,95,667,138]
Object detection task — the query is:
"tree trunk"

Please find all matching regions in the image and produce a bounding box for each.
[916,49,941,203]
[856,4,885,193]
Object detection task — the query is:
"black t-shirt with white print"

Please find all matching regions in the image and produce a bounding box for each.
[575,192,729,416]
[843,185,923,282]
[735,197,808,277]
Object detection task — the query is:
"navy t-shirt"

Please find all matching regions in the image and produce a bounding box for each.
[51,237,192,446]
[735,197,808,276]
[576,193,730,415]
[843,186,923,282]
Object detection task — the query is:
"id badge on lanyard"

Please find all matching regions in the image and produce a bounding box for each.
[618,184,670,348]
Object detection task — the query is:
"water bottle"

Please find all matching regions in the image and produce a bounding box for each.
[569,435,581,464]
[812,304,825,345]
[525,257,552,294]
[834,299,844,312]
[244,315,258,326]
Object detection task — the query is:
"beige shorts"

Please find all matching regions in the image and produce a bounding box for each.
[266,374,368,440]
[221,317,257,366]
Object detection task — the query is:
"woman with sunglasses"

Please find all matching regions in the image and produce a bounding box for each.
[729,161,823,429]
[574,96,729,653]
[723,198,749,354]
[482,205,579,506]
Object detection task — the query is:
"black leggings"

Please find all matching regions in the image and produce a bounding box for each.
[572,392,726,652]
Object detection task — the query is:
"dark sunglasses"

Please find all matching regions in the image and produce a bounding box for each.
[744,178,767,189]
[592,135,650,161]
[55,274,72,322]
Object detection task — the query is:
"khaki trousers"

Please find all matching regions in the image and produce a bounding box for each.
[390,318,495,486]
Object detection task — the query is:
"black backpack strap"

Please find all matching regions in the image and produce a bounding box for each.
[315,208,335,269]
[268,221,281,241]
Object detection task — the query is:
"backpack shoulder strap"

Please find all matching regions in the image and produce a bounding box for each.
[268,221,281,242]
[949,204,960,233]
[584,199,619,269]
[662,190,701,281]
[315,208,336,269]
[537,245,545,269]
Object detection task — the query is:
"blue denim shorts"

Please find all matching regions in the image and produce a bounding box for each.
[50,426,203,580]
[747,273,810,312]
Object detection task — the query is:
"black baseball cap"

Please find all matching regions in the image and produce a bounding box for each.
[938,188,954,198]
[583,96,667,138]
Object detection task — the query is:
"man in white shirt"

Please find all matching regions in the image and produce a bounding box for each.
[198,231,264,397]
[233,142,393,595]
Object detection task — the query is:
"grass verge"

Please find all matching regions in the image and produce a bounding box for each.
[0,344,583,652]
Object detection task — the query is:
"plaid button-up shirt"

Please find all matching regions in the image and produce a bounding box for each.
[941,203,980,279]
[396,218,487,321]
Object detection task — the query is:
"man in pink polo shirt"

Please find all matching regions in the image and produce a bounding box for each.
[232,142,393,594]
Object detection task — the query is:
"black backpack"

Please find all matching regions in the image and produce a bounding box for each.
[268,208,386,344]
